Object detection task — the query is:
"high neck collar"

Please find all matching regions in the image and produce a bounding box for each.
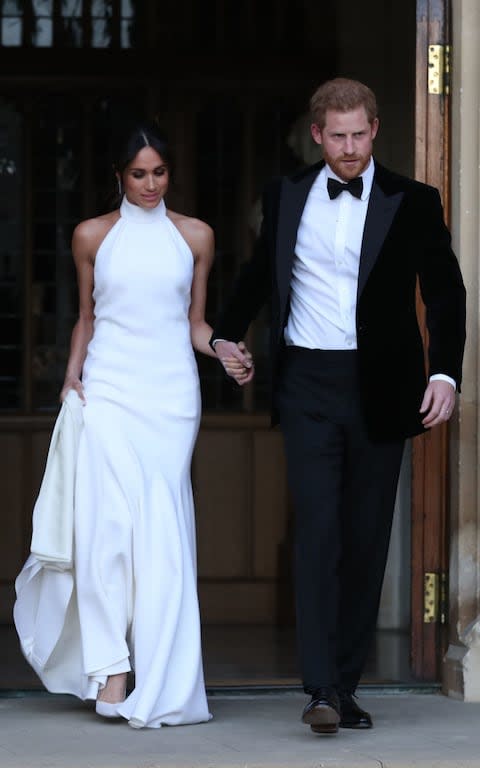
[120,195,167,222]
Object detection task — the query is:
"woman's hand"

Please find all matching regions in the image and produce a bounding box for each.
[60,375,85,404]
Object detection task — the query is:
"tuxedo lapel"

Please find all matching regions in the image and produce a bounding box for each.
[276,165,322,310]
[357,169,404,298]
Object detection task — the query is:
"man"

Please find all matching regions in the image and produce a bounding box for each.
[211,78,466,735]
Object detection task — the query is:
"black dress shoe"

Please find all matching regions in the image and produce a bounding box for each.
[301,687,340,734]
[338,690,373,729]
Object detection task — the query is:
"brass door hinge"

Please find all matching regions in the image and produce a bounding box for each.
[428,44,451,95]
[424,571,448,623]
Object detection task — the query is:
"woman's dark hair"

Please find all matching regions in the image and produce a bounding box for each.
[112,120,173,176]
[108,120,173,208]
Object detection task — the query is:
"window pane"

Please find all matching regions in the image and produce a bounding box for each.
[195,102,248,411]
[1,17,21,46]
[30,91,146,411]
[91,0,107,15]
[62,0,82,17]
[0,102,23,410]
[31,101,81,411]
[2,0,20,13]
[1,0,138,48]
[121,0,134,18]
[34,17,53,46]
[195,101,302,411]
[121,18,132,47]
[32,0,53,14]
[91,17,110,47]
[62,17,83,45]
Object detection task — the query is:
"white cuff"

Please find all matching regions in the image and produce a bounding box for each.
[429,373,456,390]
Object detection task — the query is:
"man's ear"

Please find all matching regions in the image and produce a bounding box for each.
[371,117,380,140]
[311,123,323,146]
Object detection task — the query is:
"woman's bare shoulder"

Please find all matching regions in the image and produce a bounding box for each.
[167,210,213,246]
[72,211,120,261]
[73,210,120,243]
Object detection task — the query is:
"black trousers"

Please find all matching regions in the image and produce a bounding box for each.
[276,347,404,694]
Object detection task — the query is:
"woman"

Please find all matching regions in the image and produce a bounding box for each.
[16,122,251,728]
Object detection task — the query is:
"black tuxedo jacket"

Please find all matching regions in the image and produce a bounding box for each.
[213,161,466,441]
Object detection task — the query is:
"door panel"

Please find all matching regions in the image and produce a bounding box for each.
[412,0,451,680]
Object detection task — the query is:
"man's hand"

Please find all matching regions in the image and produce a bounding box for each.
[420,380,456,428]
[214,340,255,386]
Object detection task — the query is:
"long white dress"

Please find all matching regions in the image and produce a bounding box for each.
[14,196,211,729]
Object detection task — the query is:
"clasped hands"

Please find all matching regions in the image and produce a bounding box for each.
[214,340,255,386]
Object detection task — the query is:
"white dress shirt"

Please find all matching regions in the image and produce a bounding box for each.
[284,160,374,350]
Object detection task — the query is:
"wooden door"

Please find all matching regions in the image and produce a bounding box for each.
[412,0,451,679]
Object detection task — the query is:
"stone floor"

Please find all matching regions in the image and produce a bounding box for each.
[0,690,479,768]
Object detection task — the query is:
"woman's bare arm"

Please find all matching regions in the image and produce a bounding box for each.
[60,214,117,402]
[171,212,253,383]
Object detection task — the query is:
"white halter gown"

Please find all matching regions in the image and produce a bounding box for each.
[15,196,211,729]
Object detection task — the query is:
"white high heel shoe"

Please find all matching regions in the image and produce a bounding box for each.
[95,699,123,719]
[95,673,127,719]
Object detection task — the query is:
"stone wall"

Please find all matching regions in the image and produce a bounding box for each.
[444,0,480,700]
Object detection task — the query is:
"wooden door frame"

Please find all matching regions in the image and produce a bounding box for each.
[412,0,451,680]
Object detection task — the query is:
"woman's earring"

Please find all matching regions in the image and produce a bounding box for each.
[117,178,122,196]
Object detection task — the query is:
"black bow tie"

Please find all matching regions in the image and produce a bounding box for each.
[327,176,363,200]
